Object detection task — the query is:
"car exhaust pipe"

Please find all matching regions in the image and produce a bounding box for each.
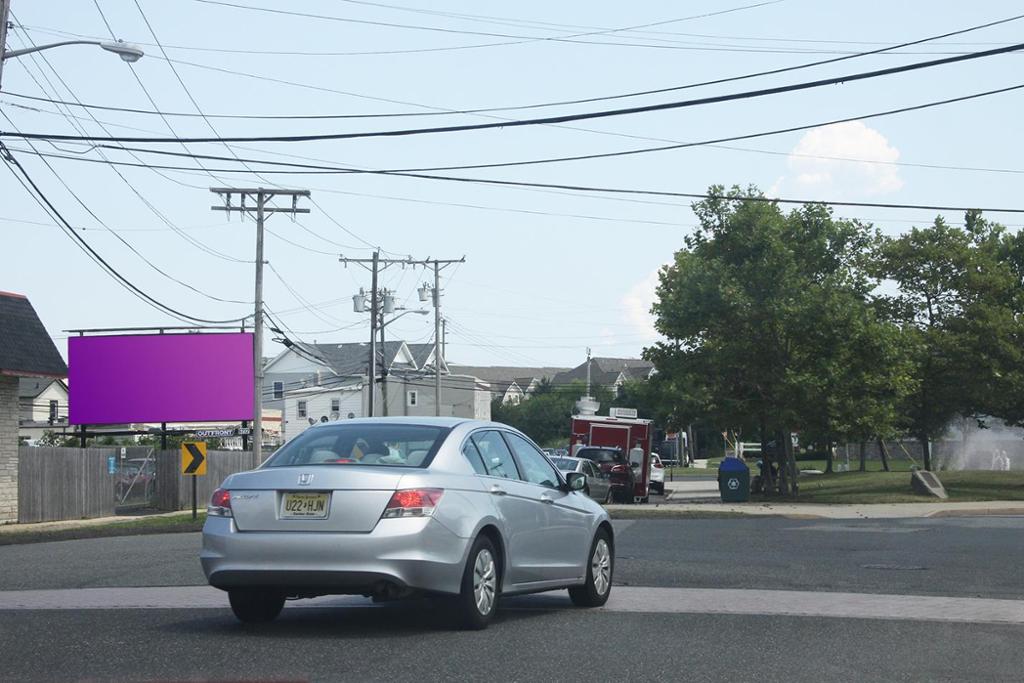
[371,581,411,602]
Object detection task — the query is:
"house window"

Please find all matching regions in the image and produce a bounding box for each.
[273,382,283,399]
[48,400,58,424]
[331,398,340,413]
[297,400,307,418]
[407,391,418,407]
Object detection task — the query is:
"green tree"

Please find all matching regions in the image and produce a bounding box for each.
[874,213,1024,466]
[649,186,910,493]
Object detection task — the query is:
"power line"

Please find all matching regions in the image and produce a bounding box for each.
[194,0,787,48]
[18,18,1021,59]
[11,80,1023,208]
[7,40,1024,145]
[1,32,254,306]
[1,144,249,324]
[6,18,251,264]
[7,13,1021,122]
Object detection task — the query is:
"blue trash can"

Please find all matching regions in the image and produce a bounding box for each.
[718,457,750,502]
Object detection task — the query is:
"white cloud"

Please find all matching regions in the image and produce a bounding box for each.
[620,266,664,344]
[775,121,903,199]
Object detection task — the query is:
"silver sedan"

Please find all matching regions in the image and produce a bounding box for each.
[550,456,612,504]
[200,417,614,629]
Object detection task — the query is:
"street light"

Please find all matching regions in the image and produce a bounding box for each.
[0,24,145,89]
[3,39,144,62]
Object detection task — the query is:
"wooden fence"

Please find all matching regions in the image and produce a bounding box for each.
[154,449,259,511]
[17,447,116,523]
[16,447,259,523]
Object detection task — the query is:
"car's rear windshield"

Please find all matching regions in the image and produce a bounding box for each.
[263,424,451,468]
[551,458,578,471]
[577,448,623,463]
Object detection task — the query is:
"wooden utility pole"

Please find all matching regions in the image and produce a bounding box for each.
[0,0,11,91]
[340,254,463,418]
[433,261,442,416]
[211,187,310,462]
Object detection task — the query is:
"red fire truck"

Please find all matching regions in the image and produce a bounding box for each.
[570,410,653,503]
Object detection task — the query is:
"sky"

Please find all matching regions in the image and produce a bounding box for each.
[1,0,1022,370]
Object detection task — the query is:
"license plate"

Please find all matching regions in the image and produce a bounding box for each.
[280,492,330,519]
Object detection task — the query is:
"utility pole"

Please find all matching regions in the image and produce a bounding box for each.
[0,1,11,91]
[342,254,464,418]
[211,187,310,462]
[433,261,442,416]
[379,297,388,417]
[368,251,379,417]
[441,316,447,363]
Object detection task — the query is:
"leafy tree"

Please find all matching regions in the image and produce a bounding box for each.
[873,213,1024,467]
[649,186,911,493]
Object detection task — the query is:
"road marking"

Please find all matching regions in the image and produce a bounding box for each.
[2,586,1023,625]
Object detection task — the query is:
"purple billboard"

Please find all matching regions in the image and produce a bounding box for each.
[69,333,255,425]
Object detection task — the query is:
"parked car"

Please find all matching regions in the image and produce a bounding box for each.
[573,446,636,503]
[550,456,612,504]
[649,453,666,495]
[201,418,615,629]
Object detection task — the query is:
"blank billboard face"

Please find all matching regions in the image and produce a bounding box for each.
[68,333,254,425]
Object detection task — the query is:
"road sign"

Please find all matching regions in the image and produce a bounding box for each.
[181,441,207,476]
[107,456,118,475]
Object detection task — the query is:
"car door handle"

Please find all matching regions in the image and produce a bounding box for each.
[540,493,555,504]
[490,485,507,496]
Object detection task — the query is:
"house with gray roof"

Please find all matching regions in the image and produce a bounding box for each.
[0,291,68,523]
[551,357,655,394]
[263,340,487,440]
[447,365,569,404]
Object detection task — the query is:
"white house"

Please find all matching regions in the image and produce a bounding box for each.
[18,378,69,441]
[267,340,491,441]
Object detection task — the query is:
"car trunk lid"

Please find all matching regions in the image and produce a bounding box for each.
[225,466,406,532]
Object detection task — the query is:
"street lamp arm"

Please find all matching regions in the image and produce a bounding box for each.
[4,40,99,59]
[380,309,430,329]
[3,39,144,63]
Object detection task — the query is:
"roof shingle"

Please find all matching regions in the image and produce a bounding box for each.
[0,292,67,378]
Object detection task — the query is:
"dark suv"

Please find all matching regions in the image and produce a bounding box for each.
[574,446,635,503]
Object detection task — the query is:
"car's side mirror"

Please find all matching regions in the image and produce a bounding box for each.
[630,462,640,469]
[565,471,587,491]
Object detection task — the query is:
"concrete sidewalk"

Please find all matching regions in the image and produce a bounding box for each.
[663,478,719,501]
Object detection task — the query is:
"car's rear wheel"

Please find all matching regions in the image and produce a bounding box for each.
[455,535,499,630]
[228,589,286,623]
[569,529,613,607]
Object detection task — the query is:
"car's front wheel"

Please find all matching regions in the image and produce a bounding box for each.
[228,589,285,623]
[455,535,499,630]
[569,529,613,607]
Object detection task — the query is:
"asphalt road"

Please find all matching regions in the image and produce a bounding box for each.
[1,516,1022,682]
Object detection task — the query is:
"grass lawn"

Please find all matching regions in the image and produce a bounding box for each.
[0,512,207,546]
[761,470,1024,504]
[668,456,916,479]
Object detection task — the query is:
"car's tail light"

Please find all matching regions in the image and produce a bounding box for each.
[610,464,628,474]
[653,460,664,469]
[208,488,232,517]
[382,488,444,519]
